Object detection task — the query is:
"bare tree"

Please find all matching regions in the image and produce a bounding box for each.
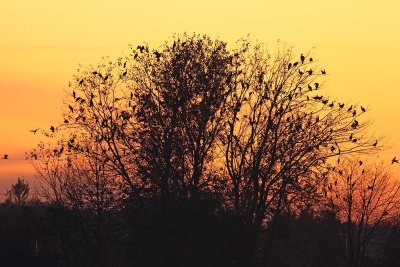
[6,177,30,205]
[223,40,377,234]
[329,159,400,267]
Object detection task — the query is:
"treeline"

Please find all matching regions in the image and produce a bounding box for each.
[2,34,400,266]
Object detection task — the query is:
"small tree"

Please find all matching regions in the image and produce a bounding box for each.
[329,159,400,267]
[6,178,30,205]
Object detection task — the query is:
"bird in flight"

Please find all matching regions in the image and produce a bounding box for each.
[1,154,8,160]
[392,157,399,164]
[30,128,39,134]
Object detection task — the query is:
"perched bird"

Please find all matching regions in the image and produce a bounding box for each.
[288,62,292,70]
[392,157,399,164]
[359,160,363,166]
[299,70,304,75]
[308,84,312,91]
[373,140,378,147]
[367,186,373,190]
[300,54,305,64]
[1,154,8,159]
[314,83,319,90]
[293,62,299,67]
[29,128,39,134]
[50,126,56,133]
[361,106,366,112]
[307,69,313,75]
[309,57,313,62]
[339,103,345,109]
[321,69,326,75]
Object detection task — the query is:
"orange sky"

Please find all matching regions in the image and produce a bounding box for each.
[1,0,400,196]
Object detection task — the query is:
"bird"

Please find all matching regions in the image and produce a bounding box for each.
[321,69,326,75]
[309,58,313,62]
[299,70,304,75]
[288,62,292,70]
[300,54,305,64]
[373,140,378,147]
[367,186,373,190]
[69,105,74,112]
[29,128,39,134]
[293,62,299,67]
[308,84,312,91]
[1,154,8,159]
[392,157,399,164]
[50,126,56,133]
[339,103,345,109]
[307,69,313,75]
[361,106,366,112]
[314,83,319,90]
[359,160,363,166]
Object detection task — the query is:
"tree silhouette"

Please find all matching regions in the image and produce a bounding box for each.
[26,33,387,266]
[6,177,30,205]
[329,159,400,267]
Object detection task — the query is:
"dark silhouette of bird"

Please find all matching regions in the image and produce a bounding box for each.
[392,157,399,164]
[322,99,328,105]
[288,62,292,70]
[367,185,373,190]
[321,69,326,75]
[339,103,345,109]
[313,95,323,100]
[309,57,313,62]
[69,105,74,112]
[79,79,84,85]
[50,126,55,133]
[300,54,305,64]
[373,140,378,147]
[29,128,39,134]
[307,69,313,75]
[308,84,312,91]
[351,120,359,129]
[2,154,8,159]
[352,138,358,143]
[314,83,319,90]
[293,62,298,67]
[361,106,366,112]
[359,160,363,166]
[122,71,127,77]
[64,119,69,124]
[299,70,304,75]
[353,110,357,117]
[349,133,353,140]
[347,105,353,112]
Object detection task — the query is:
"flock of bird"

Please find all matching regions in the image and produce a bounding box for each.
[1,53,399,171]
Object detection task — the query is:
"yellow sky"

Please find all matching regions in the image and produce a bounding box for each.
[1,0,400,194]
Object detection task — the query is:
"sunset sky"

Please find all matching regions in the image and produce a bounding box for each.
[1,0,400,196]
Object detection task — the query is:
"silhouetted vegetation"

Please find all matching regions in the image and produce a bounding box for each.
[2,34,400,266]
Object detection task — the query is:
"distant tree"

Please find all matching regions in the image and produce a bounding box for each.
[329,159,400,267]
[6,178,30,205]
